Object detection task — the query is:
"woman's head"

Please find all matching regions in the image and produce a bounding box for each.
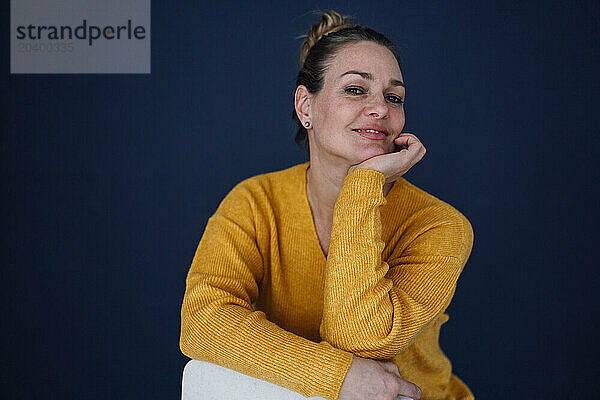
[293,11,405,164]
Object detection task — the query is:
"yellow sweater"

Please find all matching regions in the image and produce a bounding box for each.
[180,162,474,400]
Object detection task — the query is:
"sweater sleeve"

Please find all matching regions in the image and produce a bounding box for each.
[319,168,474,360]
[180,183,354,400]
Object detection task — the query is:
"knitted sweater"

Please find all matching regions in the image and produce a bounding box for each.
[180,162,474,400]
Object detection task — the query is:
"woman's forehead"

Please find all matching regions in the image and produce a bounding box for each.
[327,41,402,82]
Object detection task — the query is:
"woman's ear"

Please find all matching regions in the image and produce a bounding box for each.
[294,85,311,125]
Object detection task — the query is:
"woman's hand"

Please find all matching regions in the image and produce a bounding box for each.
[338,356,422,400]
[348,133,426,184]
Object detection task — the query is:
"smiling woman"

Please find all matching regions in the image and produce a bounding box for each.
[297,40,408,182]
[180,10,474,400]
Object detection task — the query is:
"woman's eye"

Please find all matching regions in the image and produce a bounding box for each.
[345,87,364,95]
[386,95,404,104]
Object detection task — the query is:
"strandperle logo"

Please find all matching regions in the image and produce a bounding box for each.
[15,19,147,46]
[11,0,150,74]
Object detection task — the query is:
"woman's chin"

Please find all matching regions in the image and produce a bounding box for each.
[353,144,391,162]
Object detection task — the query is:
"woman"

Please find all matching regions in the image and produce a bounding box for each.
[180,11,474,400]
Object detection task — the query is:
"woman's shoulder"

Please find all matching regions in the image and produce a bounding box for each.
[230,162,307,195]
[391,176,473,236]
[216,162,309,214]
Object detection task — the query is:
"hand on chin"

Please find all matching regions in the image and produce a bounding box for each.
[347,133,426,184]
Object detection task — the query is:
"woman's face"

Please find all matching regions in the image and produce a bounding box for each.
[307,41,406,166]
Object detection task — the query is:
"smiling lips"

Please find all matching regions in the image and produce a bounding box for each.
[352,127,388,140]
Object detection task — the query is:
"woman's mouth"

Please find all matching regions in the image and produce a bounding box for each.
[352,129,387,140]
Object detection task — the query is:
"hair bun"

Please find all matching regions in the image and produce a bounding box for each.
[299,10,352,66]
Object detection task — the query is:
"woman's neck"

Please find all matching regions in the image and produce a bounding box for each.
[306,155,394,225]
[306,159,345,224]
[305,153,394,257]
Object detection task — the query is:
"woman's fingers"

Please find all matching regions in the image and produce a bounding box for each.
[394,132,418,143]
[395,134,424,152]
[393,378,422,400]
[394,134,426,164]
[338,356,421,400]
[378,361,422,399]
[378,361,402,377]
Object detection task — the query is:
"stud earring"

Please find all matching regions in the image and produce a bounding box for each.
[304,121,310,128]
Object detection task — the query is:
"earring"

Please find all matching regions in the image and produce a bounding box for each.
[304,121,310,128]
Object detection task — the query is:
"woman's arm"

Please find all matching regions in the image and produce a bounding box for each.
[319,168,474,359]
[180,184,353,400]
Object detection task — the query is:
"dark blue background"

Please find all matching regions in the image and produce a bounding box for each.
[3,1,599,398]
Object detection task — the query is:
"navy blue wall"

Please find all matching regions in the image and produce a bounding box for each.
[3,1,599,398]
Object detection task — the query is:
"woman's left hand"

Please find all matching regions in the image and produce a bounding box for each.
[348,133,426,184]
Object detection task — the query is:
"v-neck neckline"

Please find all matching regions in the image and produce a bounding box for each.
[298,162,401,265]
[301,162,329,264]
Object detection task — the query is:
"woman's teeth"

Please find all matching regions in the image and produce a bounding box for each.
[353,129,386,135]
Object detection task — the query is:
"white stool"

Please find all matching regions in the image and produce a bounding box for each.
[181,359,325,399]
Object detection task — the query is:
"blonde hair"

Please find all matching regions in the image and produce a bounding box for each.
[298,11,353,66]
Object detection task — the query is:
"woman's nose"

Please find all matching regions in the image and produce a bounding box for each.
[364,95,389,118]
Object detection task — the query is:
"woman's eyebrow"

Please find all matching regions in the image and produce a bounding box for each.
[340,70,405,87]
